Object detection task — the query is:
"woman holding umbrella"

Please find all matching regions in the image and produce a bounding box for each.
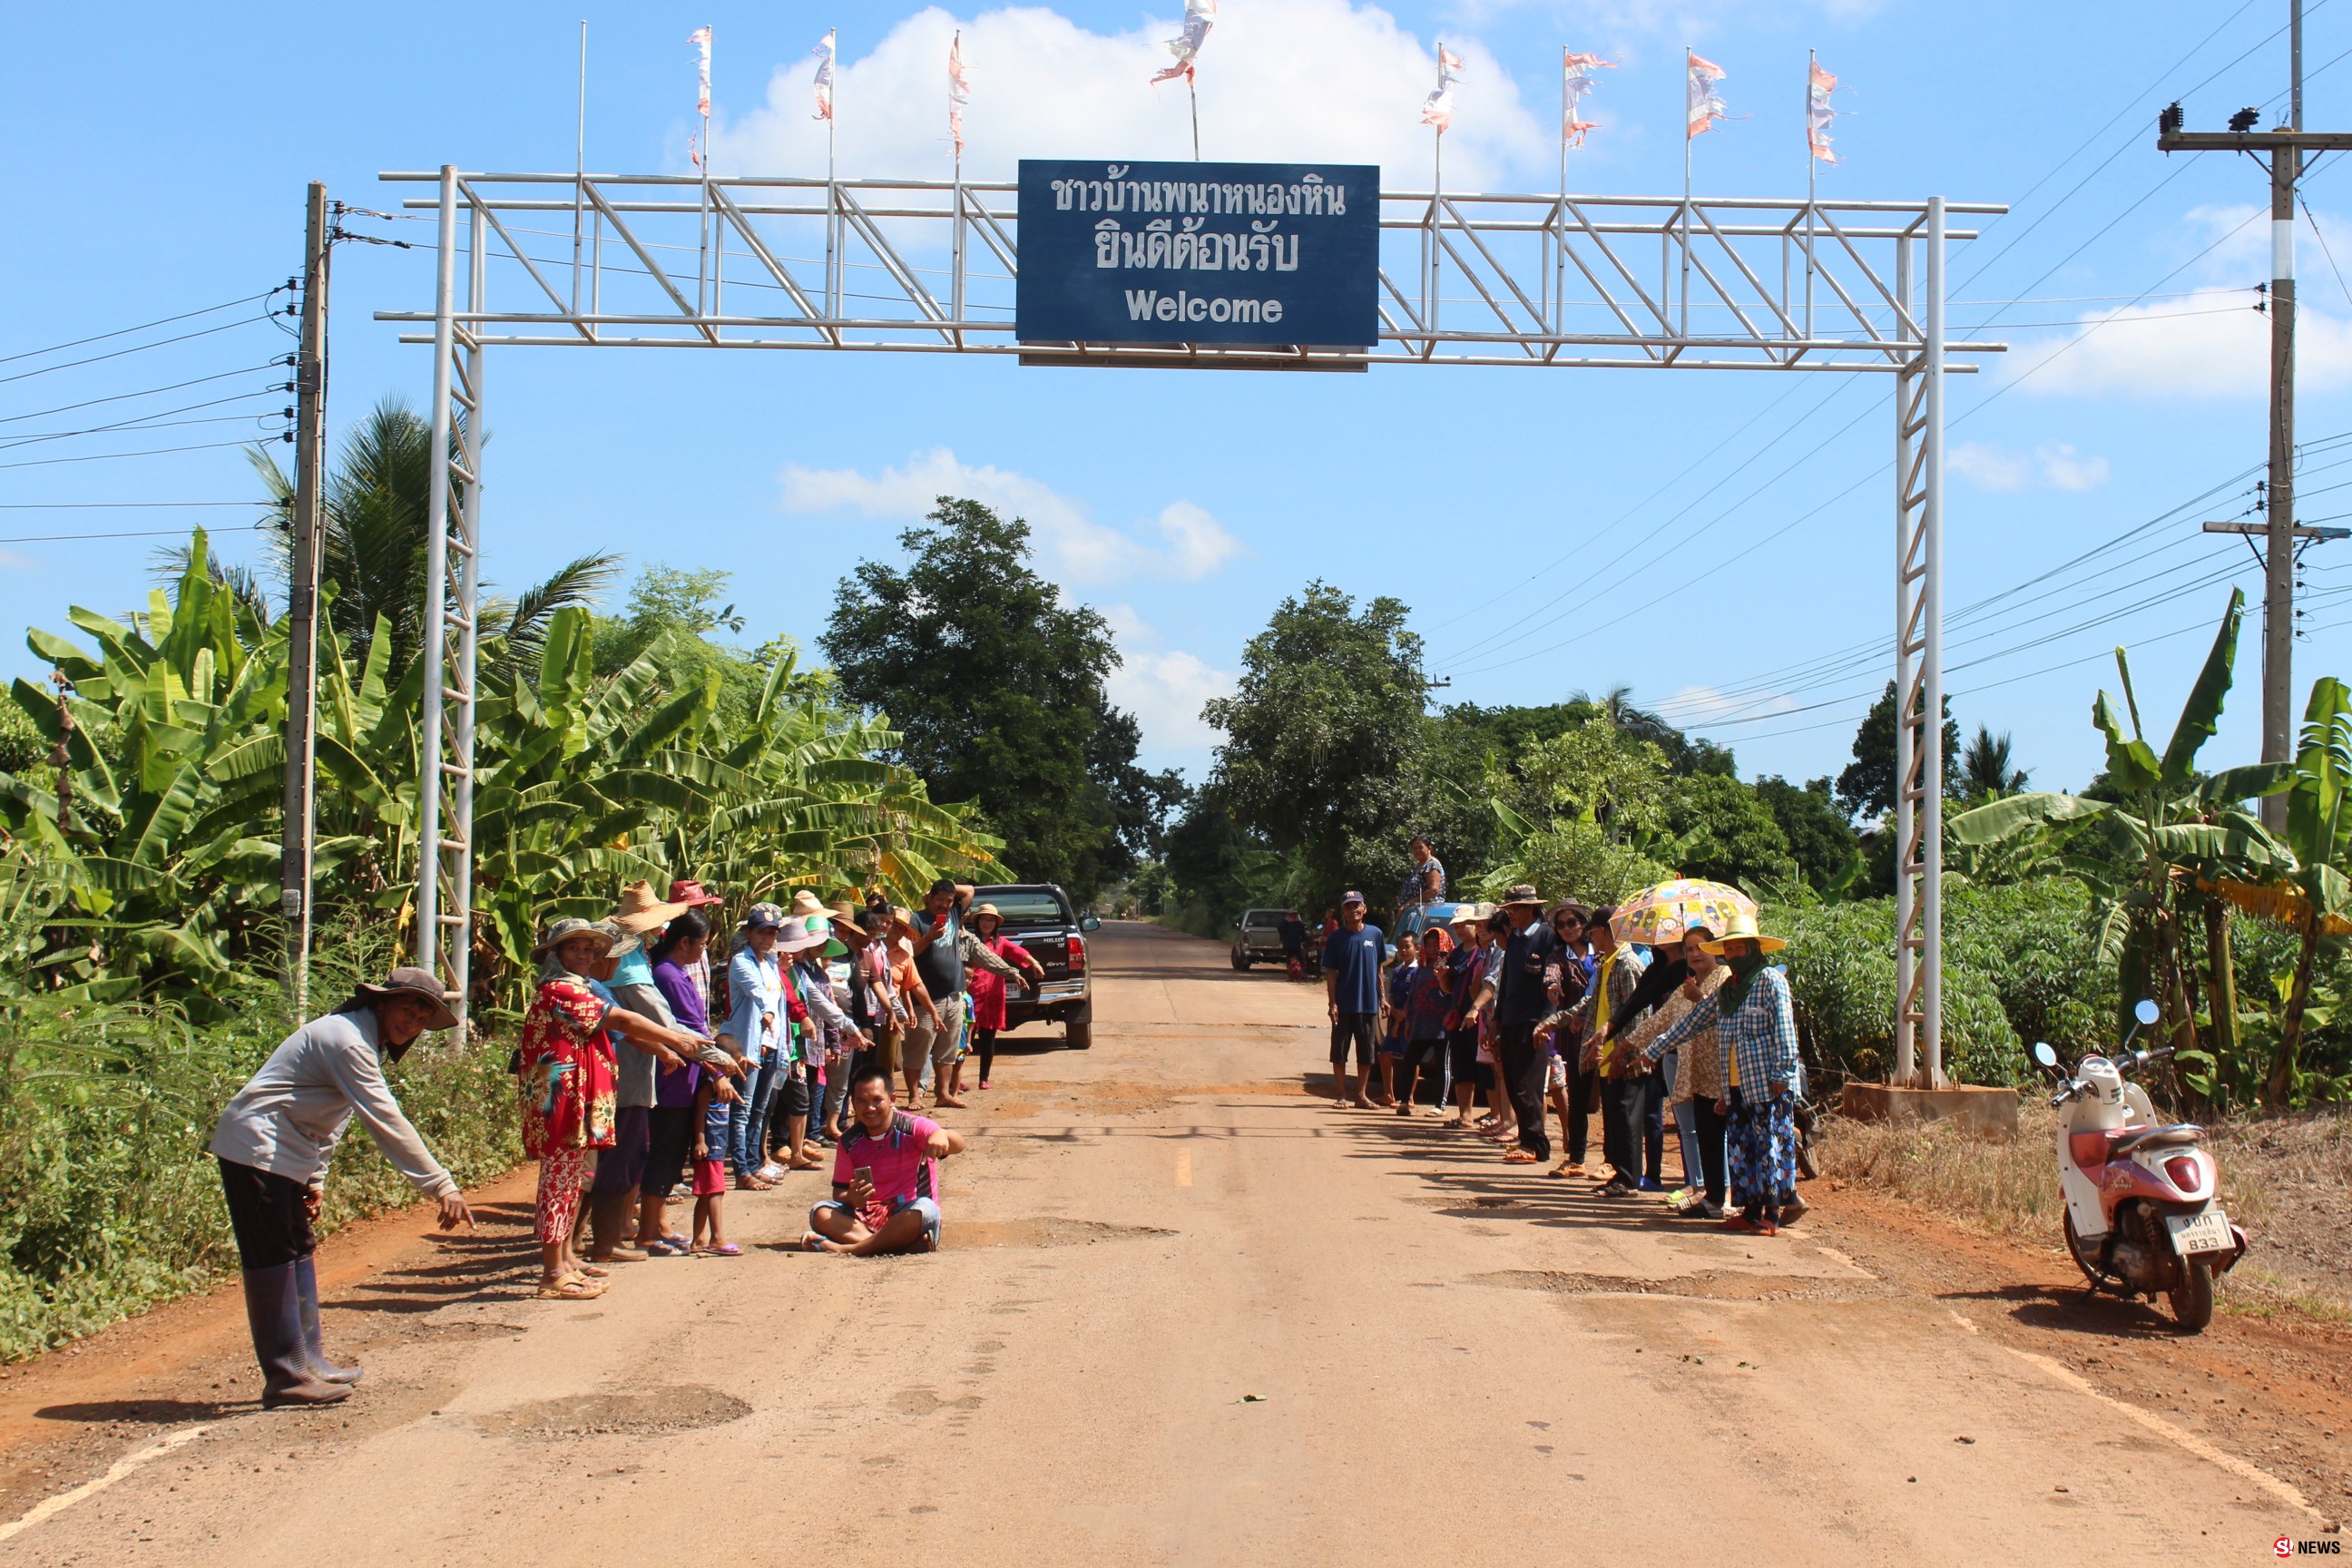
[1648,910,1804,1234]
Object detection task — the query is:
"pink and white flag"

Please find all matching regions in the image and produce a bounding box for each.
[1563,50,1613,149]
[812,29,837,122]
[1687,51,1727,139]
[1421,44,1465,132]
[688,27,711,168]
[1807,59,1838,163]
[1151,0,1216,85]
[948,31,970,161]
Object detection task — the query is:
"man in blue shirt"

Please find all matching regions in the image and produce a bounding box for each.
[1321,891,1387,1110]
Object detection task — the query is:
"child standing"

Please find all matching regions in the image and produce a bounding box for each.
[690,1070,740,1256]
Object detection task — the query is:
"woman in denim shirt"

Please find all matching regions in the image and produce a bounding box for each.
[722,903,789,1186]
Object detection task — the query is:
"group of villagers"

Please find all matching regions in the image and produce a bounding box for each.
[207,874,1031,1407]
[1345,877,1808,1235]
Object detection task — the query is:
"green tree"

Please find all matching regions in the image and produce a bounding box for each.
[245,397,620,676]
[1959,724,2030,800]
[1664,772,1799,892]
[1837,680,1963,821]
[1753,775,1861,890]
[821,498,1171,900]
[1202,581,1426,899]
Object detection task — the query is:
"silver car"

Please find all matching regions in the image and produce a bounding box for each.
[1230,908,1294,971]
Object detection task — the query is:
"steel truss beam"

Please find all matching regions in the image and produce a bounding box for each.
[388,166,1993,1071]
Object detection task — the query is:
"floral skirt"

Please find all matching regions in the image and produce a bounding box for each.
[1727,1087,1798,1211]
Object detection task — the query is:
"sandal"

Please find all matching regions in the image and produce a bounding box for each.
[699,1242,742,1257]
[536,1276,603,1300]
[800,1231,829,1253]
[573,1262,611,1279]
[1503,1148,1540,1164]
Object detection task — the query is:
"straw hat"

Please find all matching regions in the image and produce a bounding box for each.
[533,916,615,958]
[352,966,460,1031]
[789,890,827,919]
[1699,910,1787,955]
[1447,901,1494,928]
[774,916,829,954]
[970,902,1003,926]
[611,879,693,935]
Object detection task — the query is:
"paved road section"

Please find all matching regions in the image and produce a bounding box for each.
[0,922,2337,1563]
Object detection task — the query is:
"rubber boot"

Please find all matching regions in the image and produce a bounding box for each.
[586,1190,645,1262]
[242,1263,349,1408]
[292,1255,362,1385]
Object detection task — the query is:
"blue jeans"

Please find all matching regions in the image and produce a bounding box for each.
[1660,1048,1704,1190]
[733,1049,781,1173]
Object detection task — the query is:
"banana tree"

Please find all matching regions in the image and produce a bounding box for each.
[2201,676,2352,1105]
[1951,589,2289,1070]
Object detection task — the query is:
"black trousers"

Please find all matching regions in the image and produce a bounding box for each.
[1691,1093,1730,1207]
[972,1026,999,1081]
[1641,1064,1667,1181]
[217,1157,316,1271]
[1602,1076,1646,1182]
[1563,1054,1600,1162]
[1446,1028,1491,1093]
[1495,1021,1548,1161]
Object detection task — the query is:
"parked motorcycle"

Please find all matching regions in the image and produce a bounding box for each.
[2028,999,2249,1333]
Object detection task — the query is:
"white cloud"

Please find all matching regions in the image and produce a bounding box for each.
[1655,683,1793,726]
[1950,440,2109,493]
[1102,604,1233,751]
[777,446,1243,585]
[2007,203,2352,398]
[710,3,1549,192]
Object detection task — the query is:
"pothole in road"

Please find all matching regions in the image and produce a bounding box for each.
[483,1385,751,1439]
[1479,1269,1886,1304]
[954,1218,1178,1249]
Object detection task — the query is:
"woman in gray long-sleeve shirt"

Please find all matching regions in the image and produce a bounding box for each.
[208,966,477,1409]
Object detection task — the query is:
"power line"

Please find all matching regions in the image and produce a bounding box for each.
[0,524,270,545]
[0,291,278,368]
[0,313,278,387]
[0,436,279,472]
[0,500,267,509]
[0,363,289,426]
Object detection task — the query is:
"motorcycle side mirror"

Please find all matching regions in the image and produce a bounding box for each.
[2030,1041,2059,1071]
[2133,998,2161,1027]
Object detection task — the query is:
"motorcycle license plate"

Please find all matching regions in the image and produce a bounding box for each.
[2165,1207,2232,1256]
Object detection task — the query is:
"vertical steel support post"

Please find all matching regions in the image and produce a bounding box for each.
[1892,231,1919,1088]
[447,199,485,1035]
[1921,196,1947,1088]
[416,167,457,982]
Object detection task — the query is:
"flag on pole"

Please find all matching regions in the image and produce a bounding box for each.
[688,26,712,168]
[948,31,970,161]
[1807,59,1838,163]
[1563,50,1613,149]
[1151,0,1217,85]
[1421,44,1465,132]
[1686,51,1727,139]
[812,28,837,122]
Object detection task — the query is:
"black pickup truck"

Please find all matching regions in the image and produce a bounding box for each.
[971,883,1100,1050]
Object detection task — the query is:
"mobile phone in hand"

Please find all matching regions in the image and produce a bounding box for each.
[853,1165,875,1189]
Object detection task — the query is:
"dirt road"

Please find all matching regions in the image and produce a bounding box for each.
[2,922,2345,1563]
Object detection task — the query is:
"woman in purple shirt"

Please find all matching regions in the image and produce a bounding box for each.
[642,912,715,1254]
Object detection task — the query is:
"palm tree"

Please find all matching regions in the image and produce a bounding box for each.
[1959,725,2029,800]
[246,395,620,677]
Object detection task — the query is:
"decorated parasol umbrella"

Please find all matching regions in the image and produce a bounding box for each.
[1610,878,1757,947]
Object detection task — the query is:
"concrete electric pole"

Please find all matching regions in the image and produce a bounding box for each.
[281,181,329,1011]
[2158,3,2350,827]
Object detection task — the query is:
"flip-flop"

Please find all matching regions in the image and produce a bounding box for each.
[698,1242,742,1257]
[1503,1149,1540,1164]
[573,1262,611,1279]
[536,1277,603,1300]
[800,1231,828,1253]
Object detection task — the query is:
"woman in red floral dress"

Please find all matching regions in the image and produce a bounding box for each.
[523,918,703,1299]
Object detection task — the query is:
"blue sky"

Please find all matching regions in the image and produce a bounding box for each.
[5,0,2350,798]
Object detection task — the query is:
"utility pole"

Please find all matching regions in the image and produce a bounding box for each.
[281,181,329,1012]
[2159,3,2352,827]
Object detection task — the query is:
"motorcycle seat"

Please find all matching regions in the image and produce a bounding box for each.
[2112,1123,2202,1153]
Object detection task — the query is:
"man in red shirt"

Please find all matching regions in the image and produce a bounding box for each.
[803,1065,966,1255]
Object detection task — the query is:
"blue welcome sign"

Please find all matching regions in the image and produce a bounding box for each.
[1016,159,1379,350]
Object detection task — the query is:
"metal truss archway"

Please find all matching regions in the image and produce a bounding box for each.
[380,164,2001,1085]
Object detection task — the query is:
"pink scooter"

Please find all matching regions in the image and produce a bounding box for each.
[2029,999,2249,1333]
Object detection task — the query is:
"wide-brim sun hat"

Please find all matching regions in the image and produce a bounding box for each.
[789,890,827,919]
[590,918,642,960]
[353,965,460,1032]
[1447,901,1494,927]
[610,879,694,935]
[1498,884,1544,908]
[533,916,615,958]
[741,901,786,931]
[774,916,828,954]
[668,879,725,907]
[1699,909,1787,955]
[970,902,1003,925]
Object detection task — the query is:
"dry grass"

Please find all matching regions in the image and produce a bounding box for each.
[1815,1102,2352,1324]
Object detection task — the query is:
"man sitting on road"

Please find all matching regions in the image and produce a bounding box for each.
[1323,891,1388,1110]
[804,1065,965,1255]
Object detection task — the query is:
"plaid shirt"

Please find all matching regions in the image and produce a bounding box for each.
[1652,965,1802,1096]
